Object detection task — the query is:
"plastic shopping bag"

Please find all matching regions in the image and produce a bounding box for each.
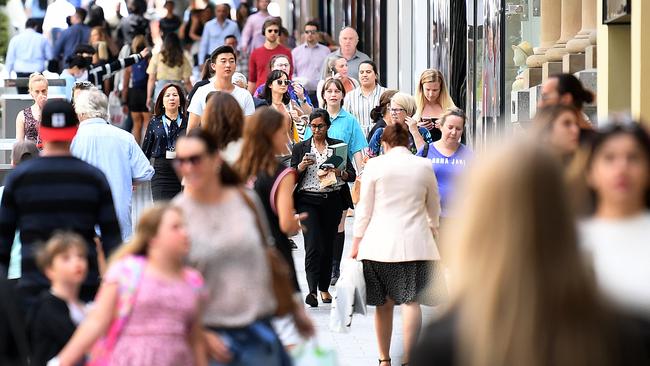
[292,339,338,366]
[329,259,366,333]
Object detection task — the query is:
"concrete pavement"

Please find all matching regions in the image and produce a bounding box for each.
[291,217,442,365]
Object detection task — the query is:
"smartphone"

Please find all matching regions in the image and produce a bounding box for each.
[320,163,335,170]
[305,152,316,160]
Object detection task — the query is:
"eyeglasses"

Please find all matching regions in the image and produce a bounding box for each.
[173,153,206,168]
[266,28,279,34]
[310,123,326,130]
[304,30,317,34]
[73,81,93,88]
[389,107,405,114]
[275,79,291,86]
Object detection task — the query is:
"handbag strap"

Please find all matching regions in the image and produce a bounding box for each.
[237,187,274,248]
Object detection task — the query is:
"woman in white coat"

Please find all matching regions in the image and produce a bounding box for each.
[350,123,446,366]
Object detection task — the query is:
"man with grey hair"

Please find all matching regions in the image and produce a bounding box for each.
[71,87,154,241]
[321,27,371,81]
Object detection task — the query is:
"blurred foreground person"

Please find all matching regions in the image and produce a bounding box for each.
[410,141,650,366]
[580,122,650,317]
[56,204,206,366]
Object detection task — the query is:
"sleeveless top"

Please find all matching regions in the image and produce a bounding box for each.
[251,163,300,291]
[23,107,42,148]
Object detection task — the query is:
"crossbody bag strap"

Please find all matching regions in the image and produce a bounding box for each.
[237,187,274,248]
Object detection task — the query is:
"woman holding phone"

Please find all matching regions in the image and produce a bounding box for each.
[414,69,456,142]
[291,109,356,307]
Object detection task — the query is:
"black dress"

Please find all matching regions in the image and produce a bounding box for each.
[142,114,186,200]
[252,163,301,292]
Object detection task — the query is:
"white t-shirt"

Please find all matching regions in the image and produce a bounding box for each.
[579,212,650,317]
[187,80,255,117]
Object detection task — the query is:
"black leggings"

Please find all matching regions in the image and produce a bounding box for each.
[296,192,342,294]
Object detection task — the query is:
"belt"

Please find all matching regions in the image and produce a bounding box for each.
[299,191,336,199]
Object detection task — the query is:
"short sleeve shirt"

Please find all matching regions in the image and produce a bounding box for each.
[187,80,255,117]
[303,108,368,159]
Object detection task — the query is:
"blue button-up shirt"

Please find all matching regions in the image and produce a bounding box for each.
[303,108,368,159]
[71,118,154,241]
[53,24,91,63]
[199,18,240,64]
[5,28,52,74]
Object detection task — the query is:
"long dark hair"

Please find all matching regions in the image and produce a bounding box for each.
[153,83,186,117]
[160,33,184,68]
[260,70,291,105]
[181,129,241,186]
[235,107,286,179]
[553,74,595,111]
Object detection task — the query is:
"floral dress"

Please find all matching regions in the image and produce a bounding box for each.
[23,106,42,148]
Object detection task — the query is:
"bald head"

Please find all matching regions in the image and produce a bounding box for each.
[339,27,359,57]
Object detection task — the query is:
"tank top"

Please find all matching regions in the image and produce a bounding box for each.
[23,106,42,148]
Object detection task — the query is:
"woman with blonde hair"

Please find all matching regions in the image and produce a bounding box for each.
[410,141,650,366]
[414,69,456,141]
[55,204,207,366]
[15,73,48,147]
[367,92,431,157]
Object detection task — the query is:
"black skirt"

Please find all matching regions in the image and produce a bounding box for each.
[362,260,447,306]
[127,87,148,112]
[152,158,181,201]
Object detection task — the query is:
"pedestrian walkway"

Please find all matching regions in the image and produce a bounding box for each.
[292,217,442,365]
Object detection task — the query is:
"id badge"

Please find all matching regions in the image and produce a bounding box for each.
[166,150,176,159]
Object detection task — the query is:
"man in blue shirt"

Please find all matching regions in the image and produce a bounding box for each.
[52,7,90,70]
[71,88,154,241]
[199,2,241,64]
[5,19,52,92]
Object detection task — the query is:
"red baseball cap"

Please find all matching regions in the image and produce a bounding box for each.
[39,99,79,142]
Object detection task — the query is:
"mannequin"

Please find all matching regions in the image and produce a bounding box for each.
[512,41,534,91]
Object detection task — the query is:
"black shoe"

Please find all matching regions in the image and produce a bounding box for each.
[290,239,298,250]
[330,277,338,286]
[305,293,318,307]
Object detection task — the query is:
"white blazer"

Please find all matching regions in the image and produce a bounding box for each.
[354,147,441,262]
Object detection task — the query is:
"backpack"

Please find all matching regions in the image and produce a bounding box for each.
[130,59,148,89]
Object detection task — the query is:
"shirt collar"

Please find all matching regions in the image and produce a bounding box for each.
[386,146,411,155]
[335,49,360,60]
[79,117,109,126]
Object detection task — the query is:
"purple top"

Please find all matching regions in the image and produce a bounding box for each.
[292,43,332,91]
[240,11,271,54]
[417,143,471,217]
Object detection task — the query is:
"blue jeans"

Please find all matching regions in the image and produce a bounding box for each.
[207,320,291,366]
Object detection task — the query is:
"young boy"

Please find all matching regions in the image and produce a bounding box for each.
[28,232,89,366]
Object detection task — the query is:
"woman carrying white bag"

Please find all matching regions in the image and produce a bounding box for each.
[349,123,447,366]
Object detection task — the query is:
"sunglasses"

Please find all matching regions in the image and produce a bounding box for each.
[275,79,291,86]
[73,81,93,88]
[173,153,206,168]
[267,28,279,34]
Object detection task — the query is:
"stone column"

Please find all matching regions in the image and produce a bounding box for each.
[567,0,597,52]
[545,0,582,61]
[526,0,562,67]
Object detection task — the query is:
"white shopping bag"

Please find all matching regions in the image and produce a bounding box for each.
[329,259,367,333]
[291,339,338,366]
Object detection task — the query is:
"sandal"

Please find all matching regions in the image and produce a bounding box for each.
[378,358,391,365]
[320,291,332,303]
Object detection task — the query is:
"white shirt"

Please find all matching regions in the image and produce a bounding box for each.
[580,212,650,317]
[42,0,76,35]
[187,79,255,117]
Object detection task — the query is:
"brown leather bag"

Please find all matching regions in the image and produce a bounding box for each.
[238,188,296,316]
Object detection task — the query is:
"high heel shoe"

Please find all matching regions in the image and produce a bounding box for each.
[320,291,332,303]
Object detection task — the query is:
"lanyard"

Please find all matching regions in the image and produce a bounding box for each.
[162,114,180,151]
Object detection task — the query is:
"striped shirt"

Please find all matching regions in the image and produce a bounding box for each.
[344,85,386,136]
[85,53,144,85]
[0,156,122,304]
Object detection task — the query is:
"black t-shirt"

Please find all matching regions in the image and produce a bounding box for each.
[159,15,182,40]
